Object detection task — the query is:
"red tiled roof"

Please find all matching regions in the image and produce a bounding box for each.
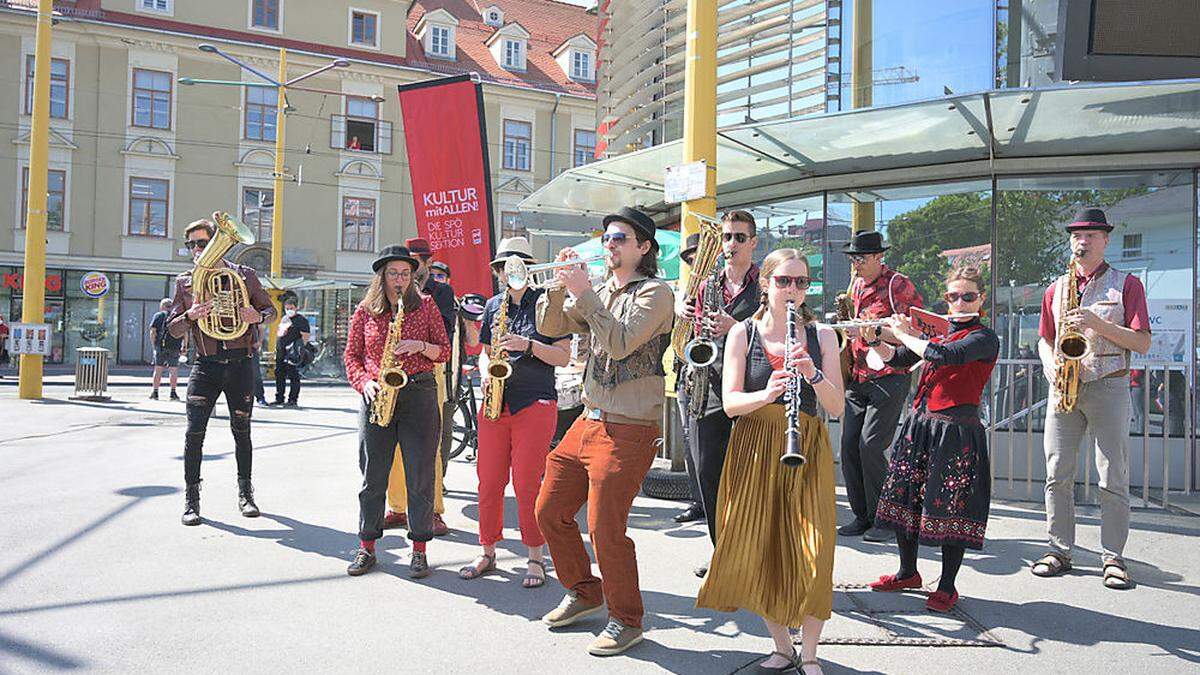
[407,0,597,97]
[10,0,596,97]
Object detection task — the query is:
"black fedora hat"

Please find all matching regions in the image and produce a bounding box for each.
[1066,207,1113,232]
[372,245,419,273]
[602,206,656,242]
[843,230,889,255]
[680,231,700,265]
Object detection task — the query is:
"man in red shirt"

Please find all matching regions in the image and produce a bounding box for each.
[1032,208,1150,590]
[838,231,923,542]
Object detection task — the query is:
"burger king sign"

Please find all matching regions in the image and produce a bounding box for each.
[80,271,111,299]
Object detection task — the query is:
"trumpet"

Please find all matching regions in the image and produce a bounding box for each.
[504,255,606,291]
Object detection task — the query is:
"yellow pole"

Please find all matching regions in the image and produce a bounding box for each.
[267,48,287,364]
[679,0,717,272]
[851,0,873,234]
[18,0,54,400]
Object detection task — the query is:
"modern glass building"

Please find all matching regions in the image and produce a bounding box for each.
[524,0,1200,500]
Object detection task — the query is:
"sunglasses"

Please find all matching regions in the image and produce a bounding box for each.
[772,275,812,290]
[600,232,629,244]
[431,271,449,282]
[848,254,872,264]
[722,232,751,243]
[185,238,210,250]
[944,291,981,303]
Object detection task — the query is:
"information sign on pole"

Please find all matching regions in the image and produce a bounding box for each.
[664,160,708,204]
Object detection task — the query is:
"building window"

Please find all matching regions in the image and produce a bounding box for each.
[244,86,277,141]
[430,25,451,57]
[128,177,169,237]
[573,129,596,168]
[503,119,532,171]
[131,68,172,130]
[21,168,66,231]
[503,39,525,70]
[342,196,376,252]
[251,0,280,30]
[571,51,592,81]
[138,0,171,13]
[242,187,274,243]
[24,56,70,118]
[344,97,378,152]
[501,211,525,239]
[1122,233,1143,259]
[350,10,379,48]
[484,8,503,28]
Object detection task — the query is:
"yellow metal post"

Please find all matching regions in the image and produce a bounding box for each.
[267,48,288,363]
[18,0,55,400]
[679,0,718,271]
[850,0,873,234]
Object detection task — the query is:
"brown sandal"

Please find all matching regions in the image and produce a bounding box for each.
[799,659,823,675]
[1103,559,1133,589]
[1031,552,1072,577]
[459,553,496,580]
[523,559,546,589]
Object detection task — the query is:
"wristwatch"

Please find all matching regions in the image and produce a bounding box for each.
[524,338,534,357]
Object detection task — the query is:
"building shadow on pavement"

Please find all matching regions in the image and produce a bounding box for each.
[203,513,411,575]
[0,628,85,671]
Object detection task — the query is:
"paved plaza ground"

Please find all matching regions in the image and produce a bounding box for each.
[1,382,1197,673]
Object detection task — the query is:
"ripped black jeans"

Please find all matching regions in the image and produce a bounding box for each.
[184,354,255,485]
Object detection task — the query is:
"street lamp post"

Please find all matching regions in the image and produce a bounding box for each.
[179,45,378,357]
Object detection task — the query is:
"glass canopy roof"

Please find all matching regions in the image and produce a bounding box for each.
[519,81,1200,219]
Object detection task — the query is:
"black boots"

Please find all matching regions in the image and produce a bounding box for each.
[238,478,260,518]
[182,481,202,526]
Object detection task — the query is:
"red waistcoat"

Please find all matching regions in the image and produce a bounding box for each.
[915,325,996,412]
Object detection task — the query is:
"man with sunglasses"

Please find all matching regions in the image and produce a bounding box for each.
[675,211,762,558]
[168,218,277,526]
[535,206,674,656]
[838,231,923,542]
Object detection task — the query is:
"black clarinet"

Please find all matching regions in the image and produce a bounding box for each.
[780,299,807,467]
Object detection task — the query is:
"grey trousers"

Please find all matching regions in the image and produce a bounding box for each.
[841,373,911,524]
[1044,374,1131,562]
[357,375,441,542]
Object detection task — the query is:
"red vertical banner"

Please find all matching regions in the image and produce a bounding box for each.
[398,75,496,298]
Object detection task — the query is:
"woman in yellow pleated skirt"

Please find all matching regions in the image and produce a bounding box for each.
[696,249,844,675]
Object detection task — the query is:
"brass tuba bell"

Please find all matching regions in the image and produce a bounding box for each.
[194,211,257,341]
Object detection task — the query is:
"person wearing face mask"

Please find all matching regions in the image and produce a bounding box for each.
[167,218,277,526]
[272,293,310,408]
[696,248,843,675]
[1031,208,1151,591]
[865,266,999,614]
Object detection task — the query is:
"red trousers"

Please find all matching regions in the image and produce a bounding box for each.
[476,400,558,547]
[535,416,660,629]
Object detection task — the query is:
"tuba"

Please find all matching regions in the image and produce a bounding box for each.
[482,296,512,421]
[670,214,723,358]
[1053,256,1091,413]
[193,211,256,341]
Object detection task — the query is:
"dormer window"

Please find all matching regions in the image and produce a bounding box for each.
[483,5,504,28]
[430,26,451,57]
[416,8,459,61]
[503,39,525,71]
[571,51,592,81]
[553,34,599,85]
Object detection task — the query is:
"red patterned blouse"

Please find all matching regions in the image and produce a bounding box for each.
[343,295,450,394]
[849,265,923,382]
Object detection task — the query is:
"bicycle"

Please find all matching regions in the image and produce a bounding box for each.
[448,356,480,462]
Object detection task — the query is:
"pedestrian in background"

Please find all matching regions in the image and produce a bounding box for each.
[149,298,186,400]
[272,293,310,408]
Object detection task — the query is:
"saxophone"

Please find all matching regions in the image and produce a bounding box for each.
[369,303,409,427]
[670,216,723,358]
[683,259,723,418]
[1053,256,1091,413]
[482,297,513,421]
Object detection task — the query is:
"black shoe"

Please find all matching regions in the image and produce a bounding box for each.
[256,398,268,406]
[181,481,201,526]
[673,504,705,523]
[169,391,180,401]
[347,548,376,576]
[837,519,871,537]
[863,526,895,542]
[283,401,299,408]
[149,390,159,400]
[410,551,431,579]
[238,479,260,518]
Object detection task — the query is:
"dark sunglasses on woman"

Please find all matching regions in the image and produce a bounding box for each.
[722,232,750,243]
[944,291,980,303]
[772,275,811,290]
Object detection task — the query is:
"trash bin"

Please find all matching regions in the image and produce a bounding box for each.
[74,347,111,401]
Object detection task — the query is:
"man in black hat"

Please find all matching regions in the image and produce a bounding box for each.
[1031,207,1150,590]
[838,230,923,542]
[535,206,674,656]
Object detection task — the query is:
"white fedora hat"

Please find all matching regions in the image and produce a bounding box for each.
[491,236,537,265]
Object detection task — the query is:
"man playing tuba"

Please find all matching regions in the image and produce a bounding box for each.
[168,217,277,527]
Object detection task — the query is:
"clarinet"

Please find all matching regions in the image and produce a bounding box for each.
[780,299,807,467]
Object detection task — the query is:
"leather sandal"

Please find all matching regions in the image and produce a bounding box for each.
[458,553,496,580]
[799,659,823,675]
[1102,559,1133,590]
[523,559,547,589]
[754,649,798,673]
[1031,552,1072,577]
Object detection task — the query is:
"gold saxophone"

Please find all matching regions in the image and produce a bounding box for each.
[670,215,723,358]
[482,297,512,421]
[194,211,257,341]
[1053,257,1091,413]
[369,303,409,427]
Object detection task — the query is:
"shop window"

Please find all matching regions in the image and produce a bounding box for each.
[244,86,277,141]
[132,68,172,130]
[342,196,376,252]
[503,119,531,171]
[20,167,66,231]
[24,56,69,118]
[128,177,169,237]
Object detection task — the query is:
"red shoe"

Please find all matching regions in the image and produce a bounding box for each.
[926,590,959,613]
[431,513,449,537]
[383,511,408,529]
[869,573,923,592]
